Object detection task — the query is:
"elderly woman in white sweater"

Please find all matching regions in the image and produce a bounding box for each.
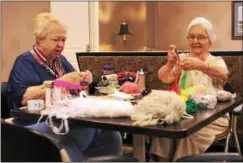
[150,17,229,161]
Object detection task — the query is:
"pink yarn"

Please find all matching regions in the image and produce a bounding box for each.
[53,80,83,90]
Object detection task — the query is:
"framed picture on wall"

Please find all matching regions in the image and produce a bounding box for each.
[232,1,243,40]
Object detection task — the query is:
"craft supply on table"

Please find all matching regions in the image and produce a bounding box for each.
[103,65,114,75]
[137,68,146,92]
[27,100,44,111]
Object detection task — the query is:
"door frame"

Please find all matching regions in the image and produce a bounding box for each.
[89,1,99,52]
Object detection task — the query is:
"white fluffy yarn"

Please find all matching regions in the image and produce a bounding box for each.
[217,90,236,102]
[131,90,187,126]
[191,94,217,109]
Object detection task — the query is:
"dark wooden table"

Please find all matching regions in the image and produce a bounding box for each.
[11,96,243,161]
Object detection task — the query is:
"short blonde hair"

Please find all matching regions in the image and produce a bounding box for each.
[33,12,66,39]
[186,17,216,43]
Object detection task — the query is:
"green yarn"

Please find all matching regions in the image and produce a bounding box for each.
[179,71,188,90]
[186,99,198,114]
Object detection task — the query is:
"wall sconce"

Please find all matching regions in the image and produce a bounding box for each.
[117,22,131,43]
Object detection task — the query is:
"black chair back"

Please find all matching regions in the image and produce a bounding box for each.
[175,153,243,162]
[1,82,11,118]
[1,122,62,162]
[87,155,139,162]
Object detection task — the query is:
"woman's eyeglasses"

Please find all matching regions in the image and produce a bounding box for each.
[187,35,209,42]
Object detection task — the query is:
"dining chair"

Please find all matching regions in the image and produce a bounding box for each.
[2,82,137,162]
[1,121,62,162]
[2,120,139,162]
[1,82,15,124]
[175,152,243,162]
[86,155,139,162]
[213,82,242,154]
[1,82,11,119]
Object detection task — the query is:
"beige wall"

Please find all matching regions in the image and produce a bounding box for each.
[154,1,242,51]
[50,2,90,70]
[99,1,148,51]
[1,1,50,82]
[99,1,242,51]
[1,2,242,81]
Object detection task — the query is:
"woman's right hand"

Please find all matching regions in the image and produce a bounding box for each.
[166,44,179,68]
[58,72,87,85]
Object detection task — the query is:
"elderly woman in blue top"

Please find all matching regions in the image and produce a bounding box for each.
[8,12,122,162]
[151,17,229,161]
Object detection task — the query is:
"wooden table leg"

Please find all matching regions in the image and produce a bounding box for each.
[133,134,145,161]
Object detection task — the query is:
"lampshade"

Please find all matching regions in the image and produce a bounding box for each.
[117,22,131,35]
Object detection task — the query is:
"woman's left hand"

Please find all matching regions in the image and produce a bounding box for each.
[178,57,206,71]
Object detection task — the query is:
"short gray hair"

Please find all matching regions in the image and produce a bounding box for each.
[33,12,66,39]
[186,17,216,43]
